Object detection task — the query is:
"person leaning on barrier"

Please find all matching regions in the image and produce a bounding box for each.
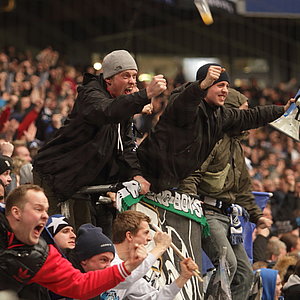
[137,63,295,193]
[32,49,167,232]
[0,184,147,300]
[178,88,273,300]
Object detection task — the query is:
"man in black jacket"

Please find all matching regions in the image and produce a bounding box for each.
[33,50,166,232]
[138,63,294,193]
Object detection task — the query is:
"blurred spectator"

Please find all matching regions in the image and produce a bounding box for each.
[273,255,298,283]
[0,155,13,187]
[0,141,14,157]
[280,233,300,254]
[266,238,287,268]
[283,259,300,300]
[274,169,300,236]
[259,268,282,300]
[0,181,5,203]
[11,156,26,186]
[12,141,32,163]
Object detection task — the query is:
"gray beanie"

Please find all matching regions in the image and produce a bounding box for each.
[102,50,138,79]
[75,224,115,261]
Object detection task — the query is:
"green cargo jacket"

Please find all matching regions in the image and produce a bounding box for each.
[178,133,262,224]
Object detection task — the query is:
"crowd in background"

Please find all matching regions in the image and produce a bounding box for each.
[1,45,300,298]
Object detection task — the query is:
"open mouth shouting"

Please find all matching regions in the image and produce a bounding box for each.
[33,223,45,238]
[124,87,134,94]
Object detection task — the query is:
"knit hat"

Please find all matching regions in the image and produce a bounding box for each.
[196,63,230,86]
[75,224,115,261]
[46,214,72,237]
[0,155,13,175]
[102,50,138,79]
[225,88,248,109]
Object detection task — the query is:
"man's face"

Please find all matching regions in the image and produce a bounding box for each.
[0,184,4,202]
[205,81,229,106]
[0,170,12,186]
[15,146,32,163]
[263,206,273,221]
[131,221,152,246]
[274,274,282,299]
[81,252,114,272]
[13,190,49,245]
[54,226,76,250]
[105,70,137,97]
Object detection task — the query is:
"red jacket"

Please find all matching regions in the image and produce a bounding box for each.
[30,245,130,300]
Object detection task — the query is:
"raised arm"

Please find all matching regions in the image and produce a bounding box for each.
[32,244,146,300]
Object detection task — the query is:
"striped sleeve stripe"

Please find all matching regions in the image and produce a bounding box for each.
[118,262,131,278]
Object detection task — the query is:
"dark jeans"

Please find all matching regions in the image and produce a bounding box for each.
[33,171,92,231]
[90,195,117,240]
[202,210,253,300]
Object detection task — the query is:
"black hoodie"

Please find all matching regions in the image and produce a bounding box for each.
[33,73,150,201]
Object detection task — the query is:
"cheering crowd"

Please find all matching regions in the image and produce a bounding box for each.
[0,45,300,299]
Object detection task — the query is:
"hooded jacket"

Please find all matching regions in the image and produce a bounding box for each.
[33,73,150,201]
[259,268,279,300]
[179,133,263,223]
[283,274,300,300]
[138,81,285,192]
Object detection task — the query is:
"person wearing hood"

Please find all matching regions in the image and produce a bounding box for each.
[283,259,300,300]
[33,50,167,232]
[258,268,283,300]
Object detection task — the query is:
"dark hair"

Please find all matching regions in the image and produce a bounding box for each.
[112,210,151,244]
[280,233,298,252]
[5,184,44,216]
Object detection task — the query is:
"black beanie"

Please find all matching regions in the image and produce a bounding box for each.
[75,224,115,261]
[0,155,13,175]
[196,63,230,86]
